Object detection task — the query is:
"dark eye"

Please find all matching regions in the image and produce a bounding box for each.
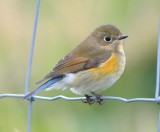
[104,36,112,42]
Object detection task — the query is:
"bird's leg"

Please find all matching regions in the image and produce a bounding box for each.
[91,92,104,105]
[82,95,95,105]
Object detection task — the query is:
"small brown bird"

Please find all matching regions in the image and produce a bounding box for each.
[24,24,128,104]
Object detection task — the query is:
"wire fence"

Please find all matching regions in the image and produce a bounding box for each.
[0,0,160,132]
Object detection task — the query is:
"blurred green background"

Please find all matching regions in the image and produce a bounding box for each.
[0,0,160,132]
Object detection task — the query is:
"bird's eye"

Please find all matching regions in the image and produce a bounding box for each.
[104,36,112,42]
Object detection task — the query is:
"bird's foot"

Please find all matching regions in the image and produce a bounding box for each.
[82,95,95,105]
[91,92,104,105]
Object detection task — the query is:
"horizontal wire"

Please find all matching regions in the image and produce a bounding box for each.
[0,93,159,103]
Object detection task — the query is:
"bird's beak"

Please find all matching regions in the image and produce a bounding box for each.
[118,35,128,40]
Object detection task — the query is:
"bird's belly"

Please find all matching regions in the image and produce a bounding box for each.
[63,53,126,95]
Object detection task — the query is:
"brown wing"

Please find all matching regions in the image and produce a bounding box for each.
[36,50,112,84]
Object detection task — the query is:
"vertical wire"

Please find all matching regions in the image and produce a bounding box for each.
[155,22,160,99]
[24,0,40,132]
[158,112,160,132]
[156,22,160,132]
[24,0,40,95]
[27,101,33,132]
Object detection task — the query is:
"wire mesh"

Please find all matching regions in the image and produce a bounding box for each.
[0,1,159,132]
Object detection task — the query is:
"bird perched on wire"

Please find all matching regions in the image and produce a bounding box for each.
[24,24,128,104]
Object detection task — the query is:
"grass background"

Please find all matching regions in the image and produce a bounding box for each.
[0,0,160,132]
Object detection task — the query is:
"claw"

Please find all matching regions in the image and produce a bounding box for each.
[91,92,104,105]
[82,95,95,105]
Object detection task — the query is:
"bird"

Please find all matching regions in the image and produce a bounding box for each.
[24,24,128,104]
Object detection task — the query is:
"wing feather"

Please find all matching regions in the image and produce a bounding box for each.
[36,50,112,84]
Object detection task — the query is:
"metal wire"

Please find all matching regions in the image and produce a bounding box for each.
[0,93,159,103]
[24,0,40,132]
[27,101,33,132]
[157,21,160,132]
[25,0,40,95]
[159,111,160,132]
[155,21,160,99]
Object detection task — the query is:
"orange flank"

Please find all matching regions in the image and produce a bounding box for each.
[89,53,119,77]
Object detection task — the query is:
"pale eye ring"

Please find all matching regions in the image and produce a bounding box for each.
[104,36,112,42]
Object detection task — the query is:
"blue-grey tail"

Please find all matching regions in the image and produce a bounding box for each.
[24,76,63,100]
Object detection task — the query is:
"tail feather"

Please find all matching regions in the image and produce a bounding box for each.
[24,76,63,100]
